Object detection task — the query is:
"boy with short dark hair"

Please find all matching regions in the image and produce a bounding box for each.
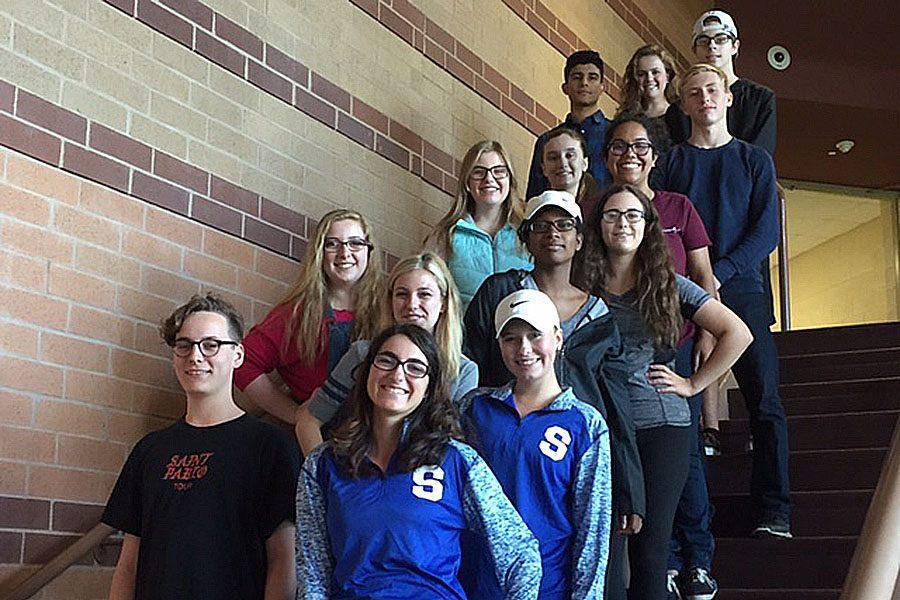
[526,50,613,199]
[660,62,791,600]
[104,293,300,600]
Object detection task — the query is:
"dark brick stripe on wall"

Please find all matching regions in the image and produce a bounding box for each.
[501,0,692,86]
[100,0,462,200]
[347,0,560,135]
[0,496,121,566]
[0,81,402,267]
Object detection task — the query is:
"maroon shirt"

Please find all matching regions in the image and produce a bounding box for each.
[653,190,711,345]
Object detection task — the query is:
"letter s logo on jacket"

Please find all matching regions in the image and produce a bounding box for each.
[539,426,572,461]
[411,466,445,501]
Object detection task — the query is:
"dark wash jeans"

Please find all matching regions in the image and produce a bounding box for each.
[719,289,791,521]
[667,339,714,572]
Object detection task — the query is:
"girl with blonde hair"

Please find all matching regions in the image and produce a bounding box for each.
[234,209,382,425]
[295,251,478,454]
[425,140,531,309]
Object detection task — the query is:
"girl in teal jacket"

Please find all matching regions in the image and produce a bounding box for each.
[425,140,532,310]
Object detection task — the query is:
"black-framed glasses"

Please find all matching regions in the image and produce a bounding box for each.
[372,352,430,379]
[323,237,372,253]
[173,337,239,357]
[601,209,646,224]
[469,165,509,181]
[529,217,577,233]
[694,34,734,48]
[607,140,654,156]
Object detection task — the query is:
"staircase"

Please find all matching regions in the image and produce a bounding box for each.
[708,322,900,599]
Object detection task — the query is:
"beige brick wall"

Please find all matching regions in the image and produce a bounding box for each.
[0,0,706,594]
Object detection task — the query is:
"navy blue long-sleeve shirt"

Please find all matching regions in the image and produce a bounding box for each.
[658,138,779,294]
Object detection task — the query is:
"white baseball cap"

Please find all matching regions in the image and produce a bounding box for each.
[494,289,560,338]
[692,10,738,43]
[524,190,582,221]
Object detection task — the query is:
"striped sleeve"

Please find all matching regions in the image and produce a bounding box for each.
[570,407,612,600]
[454,441,542,600]
[305,342,368,424]
[295,446,332,600]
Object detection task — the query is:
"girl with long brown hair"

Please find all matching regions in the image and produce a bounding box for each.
[585,184,751,600]
[296,324,541,598]
[616,44,683,152]
[234,209,382,425]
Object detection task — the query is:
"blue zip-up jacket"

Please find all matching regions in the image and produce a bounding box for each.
[297,439,542,600]
[458,385,611,600]
[464,269,644,518]
[448,217,532,310]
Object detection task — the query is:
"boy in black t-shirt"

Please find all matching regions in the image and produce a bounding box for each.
[103,294,299,600]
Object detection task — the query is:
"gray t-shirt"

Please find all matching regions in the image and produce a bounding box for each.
[306,339,480,424]
[605,275,711,430]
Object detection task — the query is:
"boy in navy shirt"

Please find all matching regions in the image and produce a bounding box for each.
[459,289,611,600]
[660,65,791,555]
[526,50,613,198]
[103,294,299,600]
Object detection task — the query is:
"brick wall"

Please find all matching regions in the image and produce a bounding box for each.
[0,0,705,595]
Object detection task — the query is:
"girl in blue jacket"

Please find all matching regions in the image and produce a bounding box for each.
[425,140,532,310]
[459,289,612,600]
[296,324,541,599]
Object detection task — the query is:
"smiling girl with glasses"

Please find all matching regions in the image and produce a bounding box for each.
[234,209,383,426]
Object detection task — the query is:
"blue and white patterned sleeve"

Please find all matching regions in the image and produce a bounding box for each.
[570,410,612,600]
[296,446,332,600]
[455,441,542,600]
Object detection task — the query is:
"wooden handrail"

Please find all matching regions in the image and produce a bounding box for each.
[2,523,115,600]
[776,182,791,331]
[841,418,900,599]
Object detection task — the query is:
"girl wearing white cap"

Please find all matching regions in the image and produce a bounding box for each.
[465,189,641,600]
[458,289,611,599]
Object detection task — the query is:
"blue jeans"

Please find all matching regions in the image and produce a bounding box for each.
[721,290,791,521]
[667,340,714,572]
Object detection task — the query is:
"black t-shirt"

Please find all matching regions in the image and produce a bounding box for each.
[102,414,300,600]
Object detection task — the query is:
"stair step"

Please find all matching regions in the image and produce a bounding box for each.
[779,348,900,384]
[775,322,900,356]
[712,537,854,589]
[717,590,840,600]
[720,411,898,451]
[711,490,873,537]
[707,448,887,492]
[727,379,900,418]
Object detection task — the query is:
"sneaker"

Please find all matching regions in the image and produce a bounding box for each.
[682,567,718,600]
[666,569,683,600]
[752,516,793,539]
[702,428,721,456]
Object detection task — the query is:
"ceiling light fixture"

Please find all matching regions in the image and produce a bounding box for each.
[835,140,855,154]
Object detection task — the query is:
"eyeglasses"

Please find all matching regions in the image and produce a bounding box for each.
[601,209,646,224]
[323,237,372,253]
[469,165,510,181]
[607,140,654,156]
[173,337,239,357]
[372,352,430,379]
[694,34,734,48]
[529,217,577,233]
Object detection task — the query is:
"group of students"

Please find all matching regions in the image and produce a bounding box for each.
[101,9,792,600]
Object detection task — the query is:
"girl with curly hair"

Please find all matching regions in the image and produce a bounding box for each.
[234,209,382,425]
[616,44,683,152]
[584,184,751,600]
[296,324,541,599]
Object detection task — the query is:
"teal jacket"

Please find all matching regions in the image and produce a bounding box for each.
[448,216,532,310]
